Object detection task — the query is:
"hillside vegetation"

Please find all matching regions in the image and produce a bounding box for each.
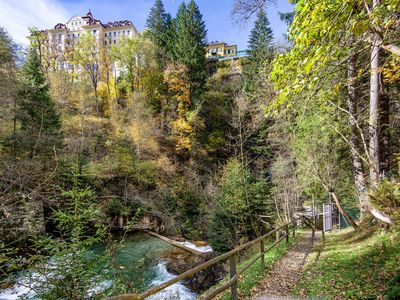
[294,221,400,299]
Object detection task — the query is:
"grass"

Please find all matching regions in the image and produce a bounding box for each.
[200,229,302,299]
[293,219,400,299]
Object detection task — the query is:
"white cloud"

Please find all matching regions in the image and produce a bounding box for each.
[0,0,70,45]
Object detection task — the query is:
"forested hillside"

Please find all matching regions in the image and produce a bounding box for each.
[0,0,280,258]
[1,0,399,298]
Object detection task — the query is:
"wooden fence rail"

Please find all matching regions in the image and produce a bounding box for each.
[107,221,298,300]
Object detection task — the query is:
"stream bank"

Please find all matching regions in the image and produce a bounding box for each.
[0,232,207,300]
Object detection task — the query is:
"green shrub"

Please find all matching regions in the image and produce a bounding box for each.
[208,158,274,252]
[208,210,237,253]
[386,272,400,299]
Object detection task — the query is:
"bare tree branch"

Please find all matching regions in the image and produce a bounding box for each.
[231,0,276,24]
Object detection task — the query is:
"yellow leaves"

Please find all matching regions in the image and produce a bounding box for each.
[164,64,190,95]
[172,117,193,133]
[172,117,193,153]
[164,62,197,155]
[129,120,160,155]
[97,82,111,118]
[382,56,400,83]
[164,63,191,116]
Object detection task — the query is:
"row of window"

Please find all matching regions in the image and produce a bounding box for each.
[67,33,81,39]
[60,29,130,39]
[104,30,130,37]
[63,30,130,39]
[208,48,221,53]
[207,48,235,54]
[64,40,118,46]
[65,40,102,49]
[104,40,117,45]
[71,21,83,26]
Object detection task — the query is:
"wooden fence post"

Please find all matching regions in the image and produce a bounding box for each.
[260,240,265,273]
[286,224,289,244]
[230,254,238,300]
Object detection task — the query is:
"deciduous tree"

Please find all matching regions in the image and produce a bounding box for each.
[69,32,101,112]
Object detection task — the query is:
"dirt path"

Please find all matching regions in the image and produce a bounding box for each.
[250,231,320,300]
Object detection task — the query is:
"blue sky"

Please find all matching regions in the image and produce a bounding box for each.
[0,0,294,49]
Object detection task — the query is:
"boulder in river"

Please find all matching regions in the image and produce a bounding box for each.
[163,248,226,292]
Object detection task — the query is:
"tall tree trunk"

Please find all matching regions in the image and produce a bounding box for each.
[93,82,99,113]
[347,52,369,213]
[113,63,119,98]
[365,0,393,225]
[369,0,381,188]
[380,92,390,176]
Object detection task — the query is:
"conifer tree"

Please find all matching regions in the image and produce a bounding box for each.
[243,8,274,93]
[163,12,173,58]
[279,0,298,26]
[146,0,170,65]
[248,9,274,60]
[169,2,187,58]
[0,27,18,158]
[170,0,207,102]
[18,48,62,157]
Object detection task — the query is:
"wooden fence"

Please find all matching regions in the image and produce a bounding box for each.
[107,221,298,300]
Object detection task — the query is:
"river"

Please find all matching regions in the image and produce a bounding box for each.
[0,233,199,300]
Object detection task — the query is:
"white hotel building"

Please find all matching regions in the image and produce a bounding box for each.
[40,10,138,70]
[48,10,138,48]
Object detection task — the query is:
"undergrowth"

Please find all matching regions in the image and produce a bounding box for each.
[293,218,400,299]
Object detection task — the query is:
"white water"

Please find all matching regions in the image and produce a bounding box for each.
[0,233,201,300]
[146,262,197,300]
[177,241,213,253]
[0,262,196,300]
[0,274,37,300]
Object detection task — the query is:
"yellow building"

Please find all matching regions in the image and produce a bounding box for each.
[206,41,237,60]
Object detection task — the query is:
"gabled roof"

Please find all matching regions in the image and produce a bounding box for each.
[54,23,66,29]
[104,20,133,28]
[52,10,134,30]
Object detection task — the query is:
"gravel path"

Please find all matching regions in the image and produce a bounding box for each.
[250,231,320,300]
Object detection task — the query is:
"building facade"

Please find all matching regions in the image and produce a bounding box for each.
[32,10,138,72]
[206,41,237,60]
[47,10,138,51]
